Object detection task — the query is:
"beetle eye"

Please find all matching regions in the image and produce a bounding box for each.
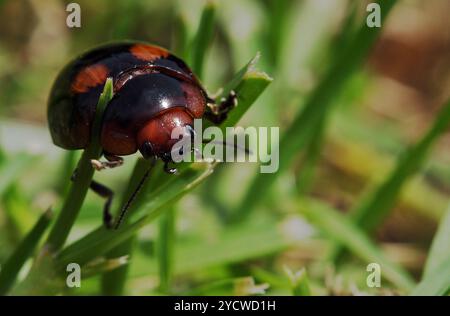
[139,141,155,160]
[161,152,172,162]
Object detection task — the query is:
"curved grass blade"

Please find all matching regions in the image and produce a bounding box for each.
[423,207,450,278]
[0,209,52,295]
[189,0,217,78]
[350,98,450,232]
[410,258,450,296]
[56,163,214,268]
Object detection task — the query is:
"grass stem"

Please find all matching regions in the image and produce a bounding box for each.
[45,78,113,252]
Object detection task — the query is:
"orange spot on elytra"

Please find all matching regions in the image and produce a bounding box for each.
[130,44,169,62]
[71,64,109,93]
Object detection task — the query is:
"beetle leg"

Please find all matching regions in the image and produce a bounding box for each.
[89,180,114,228]
[205,90,238,125]
[164,162,178,174]
[91,154,124,171]
[70,172,114,228]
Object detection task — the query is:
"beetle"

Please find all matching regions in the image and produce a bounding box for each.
[48,42,236,228]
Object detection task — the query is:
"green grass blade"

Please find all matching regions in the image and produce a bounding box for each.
[100,158,153,295]
[2,184,37,238]
[0,209,52,295]
[234,0,398,221]
[54,151,78,197]
[56,164,214,268]
[298,198,415,291]
[351,98,450,231]
[202,53,272,130]
[218,66,272,130]
[189,0,216,78]
[172,13,189,59]
[45,78,113,252]
[423,207,450,278]
[157,207,176,293]
[262,0,293,69]
[296,115,326,195]
[410,258,450,296]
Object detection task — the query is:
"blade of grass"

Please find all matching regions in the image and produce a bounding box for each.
[56,163,214,268]
[55,151,78,197]
[0,154,39,239]
[296,115,326,195]
[100,158,154,295]
[234,0,398,221]
[172,13,189,59]
[351,98,450,232]
[423,207,450,278]
[2,184,37,238]
[0,209,52,295]
[262,0,293,69]
[157,207,176,293]
[189,0,216,78]
[410,257,450,296]
[298,197,415,291]
[45,78,113,252]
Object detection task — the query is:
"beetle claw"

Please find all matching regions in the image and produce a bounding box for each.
[91,159,105,171]
[164,161,178,174]
[90,158,123,171]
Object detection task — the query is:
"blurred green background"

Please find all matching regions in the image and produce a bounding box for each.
[0,0,449,296]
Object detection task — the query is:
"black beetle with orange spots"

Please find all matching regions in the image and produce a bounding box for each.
[48,42,237,228]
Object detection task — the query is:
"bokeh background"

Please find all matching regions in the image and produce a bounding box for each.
[0,0,449,295]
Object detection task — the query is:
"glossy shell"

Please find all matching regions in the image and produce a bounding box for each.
[47,42,206,154]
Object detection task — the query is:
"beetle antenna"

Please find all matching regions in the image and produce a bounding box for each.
[114,157,156,229]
